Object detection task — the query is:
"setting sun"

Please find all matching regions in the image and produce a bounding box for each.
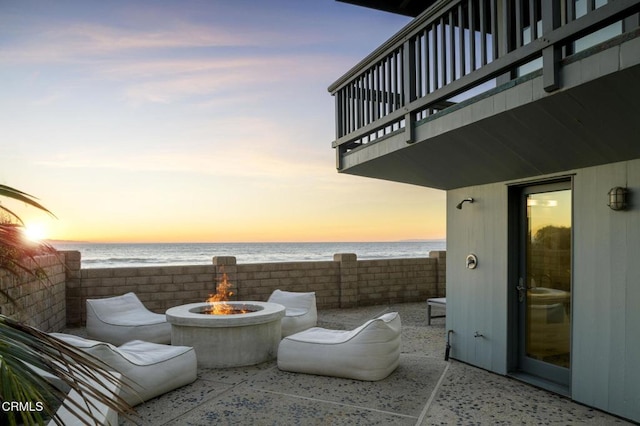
[24,223,48,242]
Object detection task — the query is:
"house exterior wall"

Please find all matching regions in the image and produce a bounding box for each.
[446,158,640,422]
[446,182,509,374]
[572,160,640,420]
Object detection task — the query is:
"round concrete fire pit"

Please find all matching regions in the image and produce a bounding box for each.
[166,301,285,368]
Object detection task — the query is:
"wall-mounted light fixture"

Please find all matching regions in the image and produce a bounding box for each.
[456,198,474,210]
[607,187,628,211]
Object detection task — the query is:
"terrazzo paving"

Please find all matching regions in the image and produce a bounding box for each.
[67,303,633,425]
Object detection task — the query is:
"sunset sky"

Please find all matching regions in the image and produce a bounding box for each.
[1,0,446,243]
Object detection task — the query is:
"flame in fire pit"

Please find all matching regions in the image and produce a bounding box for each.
[205,271,251,315]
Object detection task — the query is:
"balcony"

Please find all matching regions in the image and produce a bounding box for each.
[329,0,640,189]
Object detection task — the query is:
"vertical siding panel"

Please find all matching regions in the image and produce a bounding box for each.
[622,162,640,420]
[571,160,640,421]
[447,183,508,373]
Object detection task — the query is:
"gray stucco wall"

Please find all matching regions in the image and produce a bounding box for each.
[446,158,640,423]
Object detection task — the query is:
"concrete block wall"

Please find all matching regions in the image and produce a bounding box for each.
[60,250,446,326]
[356,257,439,305]
[235,260,341,307]
[430,250,447,297]
[71,263,217,326]
[0,253,66,332]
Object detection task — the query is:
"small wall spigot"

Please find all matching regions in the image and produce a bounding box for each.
[474,331,484,338]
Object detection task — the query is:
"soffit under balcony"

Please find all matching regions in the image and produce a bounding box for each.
[339,45,640,190]
[336,0,437,17]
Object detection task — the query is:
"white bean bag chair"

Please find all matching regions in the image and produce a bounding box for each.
[86,292,171,345]
[268,290,318,338]
[47,371,122,426]
[277,312,401,381]
[51,333,197,406]
[27,363,122,425]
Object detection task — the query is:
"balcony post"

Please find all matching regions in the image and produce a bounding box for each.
[402,39,416,144]
[334,93,344,170]
[335,89,343,140]
[497,0,516,85]
[542,0,561,92]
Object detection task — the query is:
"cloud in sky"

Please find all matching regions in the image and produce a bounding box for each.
[1,0,445,243]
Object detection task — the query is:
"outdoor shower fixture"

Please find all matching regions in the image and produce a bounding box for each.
[456,198,474,209]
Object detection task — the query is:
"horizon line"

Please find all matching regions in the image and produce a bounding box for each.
[48,238,447,245]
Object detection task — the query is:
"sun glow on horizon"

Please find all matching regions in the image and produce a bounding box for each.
[23,222,49,242]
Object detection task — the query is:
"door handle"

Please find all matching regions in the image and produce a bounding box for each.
[516,277,527,302]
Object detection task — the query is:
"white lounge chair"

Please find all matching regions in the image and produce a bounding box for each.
[86,292,171,345]
[51,333,197,406]
[277,312,401,381]
[267,289,317,338]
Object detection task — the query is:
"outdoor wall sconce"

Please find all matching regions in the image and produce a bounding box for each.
[607,187,628,211]
[456,198,474,209]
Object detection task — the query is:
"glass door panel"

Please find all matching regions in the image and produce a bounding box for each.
[525,189,571,368]
[516,182,572,388]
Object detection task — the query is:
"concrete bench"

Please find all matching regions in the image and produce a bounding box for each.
[427,297,446,325]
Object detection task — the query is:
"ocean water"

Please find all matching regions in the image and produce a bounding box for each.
[51,241,446,269]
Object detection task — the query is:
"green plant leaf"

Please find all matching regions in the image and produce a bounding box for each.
[0,185,56,219]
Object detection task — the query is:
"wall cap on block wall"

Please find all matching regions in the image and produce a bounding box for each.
[334,253,357,262]
[212,256,237,266]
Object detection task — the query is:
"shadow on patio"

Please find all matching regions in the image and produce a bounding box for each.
[66,303,629,425]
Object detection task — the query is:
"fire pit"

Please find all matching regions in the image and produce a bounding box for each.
[166,301,285,368]
[166,270,285,368]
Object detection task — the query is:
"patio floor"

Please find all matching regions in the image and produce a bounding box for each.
[68,302,631,425]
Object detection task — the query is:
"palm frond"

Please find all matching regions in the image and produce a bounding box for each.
[0,225,56,274]
[1,185,136,424]
[0,315,135,425]
[0,223,58,313]
[0,185,56,220]
[0,204,26,226]
[0,184,57,281]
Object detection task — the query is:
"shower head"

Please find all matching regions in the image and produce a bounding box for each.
[456,198,474,209]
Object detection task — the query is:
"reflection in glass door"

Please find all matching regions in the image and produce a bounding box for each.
[517,183,572,387]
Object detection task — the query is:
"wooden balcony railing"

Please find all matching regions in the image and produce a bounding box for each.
[329,0,640,168]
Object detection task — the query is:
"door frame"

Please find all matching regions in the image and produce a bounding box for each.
[507,177,573,394]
